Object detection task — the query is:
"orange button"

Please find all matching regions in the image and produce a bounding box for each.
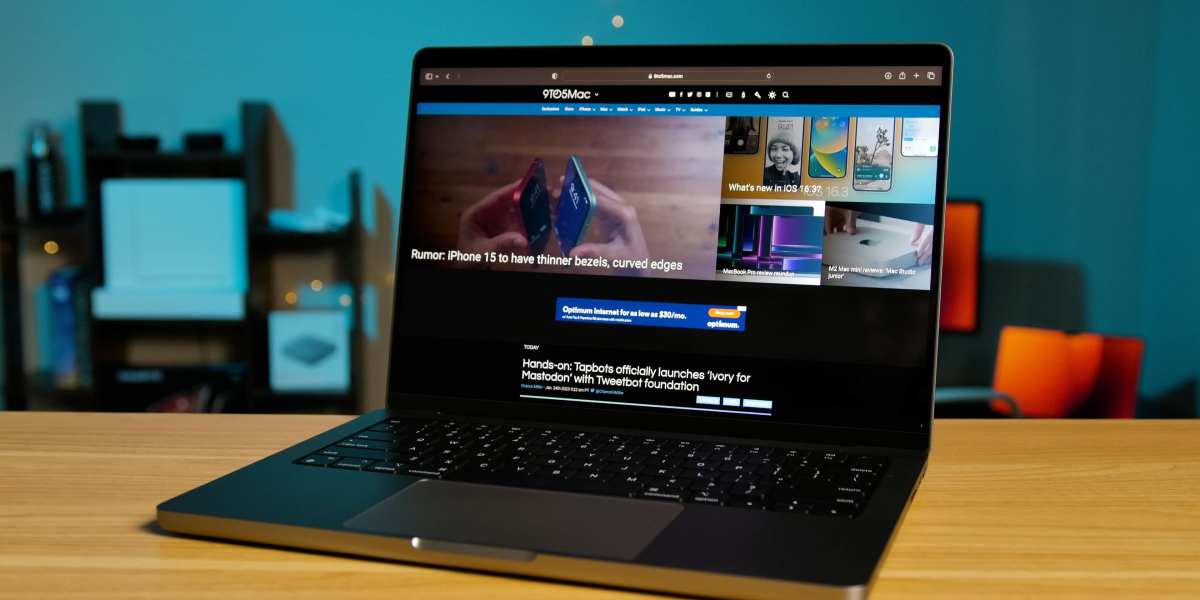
[708,308,740,319]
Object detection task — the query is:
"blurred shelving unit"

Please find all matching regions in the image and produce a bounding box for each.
[0,101,363,414]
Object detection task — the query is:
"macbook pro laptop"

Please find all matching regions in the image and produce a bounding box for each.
[159,44,952,599]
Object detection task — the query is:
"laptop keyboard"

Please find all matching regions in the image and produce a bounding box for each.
[296,417,887,517]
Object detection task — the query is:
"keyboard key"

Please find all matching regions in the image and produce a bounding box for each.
[639,486,684,501]
[297,454,338,467]
[332,458,374,470]
[835,486,868,500]
[681,469,716,481]
[402,467,443,478]
[337,439,392,451]
[544,468,576,479]
[838,471,877,487]
[319,446,386,461]
[728,483,769,498]
[615,464,644,475]
[494,464,539,478]
[368,462,402,474]
[851,457,884,469]
[834,497,862,511]
[728,496,768,509]
[812,504,856,517]
[353,431,395,442]
[575,471,610,483]
[646,476,684,487]
[773,499,814,513]
[755,463,779,476]
[687,489,727,506]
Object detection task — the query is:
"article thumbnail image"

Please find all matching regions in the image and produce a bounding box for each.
[724,116,760,155]
[821,202,935,290]
[808,117,849,178]
[763,117,802,188]
[716,203,823,285]
[405,115,726,280]
[852,117,895,191]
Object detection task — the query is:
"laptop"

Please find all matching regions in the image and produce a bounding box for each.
[159,44,952,599]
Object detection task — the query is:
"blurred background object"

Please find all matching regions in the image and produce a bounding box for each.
[939,201,980,335]
[937,326,1144,418]
[0,99,373,413]
[25,123,68,221]
[0,0,1196,417]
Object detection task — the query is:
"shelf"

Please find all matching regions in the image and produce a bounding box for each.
[0,100,366,413]
[251,388,355,414]
[19,209,87,228]
[253,389,350,399]
[25,382,93,398]
[85,151,243,178]
[1,210,88,235]
[87,150,243,163]
[249,226,353,251]
[91,317,249,330]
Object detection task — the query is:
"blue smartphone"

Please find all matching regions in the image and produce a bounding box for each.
[514,158,551,254]
[555,155,597,256]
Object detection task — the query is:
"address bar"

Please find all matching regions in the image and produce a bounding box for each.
[557,68,773,84]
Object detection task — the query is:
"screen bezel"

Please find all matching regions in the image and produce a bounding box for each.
[388,44,953,451]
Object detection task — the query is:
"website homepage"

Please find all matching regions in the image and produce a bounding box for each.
[394,67,943,434]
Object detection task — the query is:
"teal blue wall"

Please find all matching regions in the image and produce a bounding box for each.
[0,1,1194,408]
[1141,0,1200,407]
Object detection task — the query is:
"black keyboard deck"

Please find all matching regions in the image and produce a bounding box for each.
[297,418,887,517]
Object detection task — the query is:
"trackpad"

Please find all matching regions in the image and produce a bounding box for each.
[344,479,682,561]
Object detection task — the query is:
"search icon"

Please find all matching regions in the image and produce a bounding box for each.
[781,91,789,99]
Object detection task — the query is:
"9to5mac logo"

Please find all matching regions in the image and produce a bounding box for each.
[542,88,593,100]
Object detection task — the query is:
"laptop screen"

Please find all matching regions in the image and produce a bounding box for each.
[392,48,948,439]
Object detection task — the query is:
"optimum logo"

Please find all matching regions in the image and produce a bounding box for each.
[542,88,593,100]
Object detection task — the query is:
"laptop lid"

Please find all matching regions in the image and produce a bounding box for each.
[388,45,951,450]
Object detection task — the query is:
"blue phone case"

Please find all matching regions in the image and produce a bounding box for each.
[555,155,596,256]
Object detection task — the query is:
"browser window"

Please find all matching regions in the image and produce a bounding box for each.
[393,64,945,434]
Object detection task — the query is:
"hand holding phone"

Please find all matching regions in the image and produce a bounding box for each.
[457,180,529,256]
[566,177,650,273]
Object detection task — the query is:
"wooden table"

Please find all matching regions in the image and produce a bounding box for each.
[1,413,1198,599]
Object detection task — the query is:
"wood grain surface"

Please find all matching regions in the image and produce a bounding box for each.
[1,413,1198,599]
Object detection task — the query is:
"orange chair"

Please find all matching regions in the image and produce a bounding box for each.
[1078,335,1144,418]
[991,326,1102,417]
[990,326,1142,418]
